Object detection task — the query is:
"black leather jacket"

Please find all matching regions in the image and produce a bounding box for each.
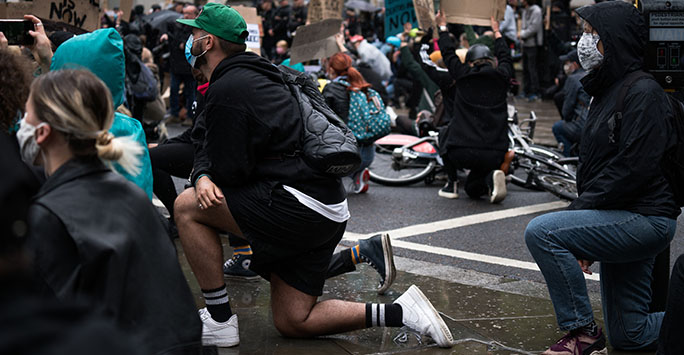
[26,158,202,355]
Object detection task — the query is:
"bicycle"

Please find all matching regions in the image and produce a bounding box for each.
[369,106,578,200]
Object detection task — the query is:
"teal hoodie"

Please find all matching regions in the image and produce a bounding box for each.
[50,28,153,199]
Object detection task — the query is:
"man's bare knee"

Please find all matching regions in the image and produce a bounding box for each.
[273,314,312,338]
[174,189,196,222]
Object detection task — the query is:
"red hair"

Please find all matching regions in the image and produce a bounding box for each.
[328,52,372,93]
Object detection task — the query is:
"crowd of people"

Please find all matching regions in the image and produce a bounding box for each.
[0,0,682,354]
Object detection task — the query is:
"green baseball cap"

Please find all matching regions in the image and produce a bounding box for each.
[177,3,248,44]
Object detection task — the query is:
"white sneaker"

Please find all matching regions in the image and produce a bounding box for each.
[199,307,239,347]
[394,285,453,348]
[489,169,507,204]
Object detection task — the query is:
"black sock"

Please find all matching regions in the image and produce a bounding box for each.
[365,303,403,327]
[202,284,232,322]
[578,320,599,336]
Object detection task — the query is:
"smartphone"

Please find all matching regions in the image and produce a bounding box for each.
[0,19,34,46]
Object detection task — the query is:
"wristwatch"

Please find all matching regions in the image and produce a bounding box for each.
[439,25,448,33]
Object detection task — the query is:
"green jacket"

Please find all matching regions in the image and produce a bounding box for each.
[400,46,439,113]
[50,28,153,199]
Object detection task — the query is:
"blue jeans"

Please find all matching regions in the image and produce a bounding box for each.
[525,210,676,350]
[552,120,583,156]
[169,72,196,117]
[351,144,375,180]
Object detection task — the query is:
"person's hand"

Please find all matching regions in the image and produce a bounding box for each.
[24,15,52,71]
[554,78,559,86]
[268,29,274,37]
[159,33,168,43]
[147,143,159,149]
[0,32,7,50]
[490,16,500,33]
[195,175,224,209]
[578,259,594,275]
[403,22,412,33]
[435,10,447,28]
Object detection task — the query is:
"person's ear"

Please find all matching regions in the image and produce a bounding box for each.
[35,123,51,145]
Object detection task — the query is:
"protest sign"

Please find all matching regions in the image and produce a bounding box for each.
[413,0,435,31]
[233,5,262,55]
[307,0,344,24]
[442,0,505,27]
[32,0,100,31]
[385,0,418,38]
[0,2,35,19]
[120,0,132,24]
[290,18,342,64]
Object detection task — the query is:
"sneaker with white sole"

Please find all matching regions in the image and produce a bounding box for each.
[198,308,239,347]
[542,328,607,355]
[488,169,507,204]
[358,233,396,295]
[394,285,453,348]
[438,180,459,199]
[353,168,370,194]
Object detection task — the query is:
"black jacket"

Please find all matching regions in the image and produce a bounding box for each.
[192,52,345,204]
[438,33,513,153]
[322,80,350,123]
[26,158,202,355]
[272,5,292,40]
[165,21,193,75]
[289,4,307,32]
[569,2,679,218]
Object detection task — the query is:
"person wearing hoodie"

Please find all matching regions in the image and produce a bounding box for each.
[350,35,393,82]
[525,2,679,354]
[50,28,154,199]
[173,3,453,349]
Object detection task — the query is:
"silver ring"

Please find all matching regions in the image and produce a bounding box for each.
[35,23,43,27]
[199,203,203,209]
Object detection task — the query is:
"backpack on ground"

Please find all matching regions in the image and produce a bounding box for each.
[277,65,361,177]
[338,80,392,145]
[613,70,684,206]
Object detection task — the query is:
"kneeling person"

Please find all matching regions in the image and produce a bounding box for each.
[174,3,453,348]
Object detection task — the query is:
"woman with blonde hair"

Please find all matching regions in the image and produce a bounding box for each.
[21,69,202,355]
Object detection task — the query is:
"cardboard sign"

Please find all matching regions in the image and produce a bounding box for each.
[413,0,435,31]
[442,0,506,27]
[307,0,344,24]
[0,2,36,19]
[385,0,418,38]
[32,0,100,31]
[233,5,262,55]
[120,0,132,23]
[290,18,342,64]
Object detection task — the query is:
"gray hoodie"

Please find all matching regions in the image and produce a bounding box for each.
[520,4,543,47]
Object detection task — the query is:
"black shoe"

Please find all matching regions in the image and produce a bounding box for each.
[487,170,507,204]
[358,233,396,295]
[223,254,259,281]
[438,180,459,199]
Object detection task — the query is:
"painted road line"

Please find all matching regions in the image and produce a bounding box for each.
[344,201,569,241]
[390,239,600,281]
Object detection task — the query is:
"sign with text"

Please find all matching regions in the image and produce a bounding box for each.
[233,5,262,55]
[0,2,35,19]
[385,0,418,38]
[33,0,100,31]
[290,18,342,64]
[413,0,435,31]
[307,0,344,24]
[442,0,505,27]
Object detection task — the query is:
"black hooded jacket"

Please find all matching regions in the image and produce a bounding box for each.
[570,2,679,218]
[192,51,345,204]
[438,32,513,154]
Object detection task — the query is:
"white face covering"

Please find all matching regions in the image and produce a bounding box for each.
[577,32,604,71]
[15,118,46,165]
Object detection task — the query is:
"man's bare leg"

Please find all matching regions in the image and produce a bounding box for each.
[174,188,242,290]
[270,273,367,337]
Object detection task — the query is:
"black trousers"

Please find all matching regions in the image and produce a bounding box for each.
[522,46,540,96]
[149,142,194,221]
[444,148,505,199]
[657,254,684,355]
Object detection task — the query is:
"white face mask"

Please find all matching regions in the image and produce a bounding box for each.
[577,32,604,72]
[563,63,573,75]
[16,118,46,165]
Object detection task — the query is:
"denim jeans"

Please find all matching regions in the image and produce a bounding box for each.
[525,210,676,350]
[169,72,196,117]
[351,144,375,180]
[552,120,583,157]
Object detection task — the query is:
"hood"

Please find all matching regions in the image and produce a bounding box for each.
[211,51,285,86]
[50,28,126,108]
[576,1,646,96]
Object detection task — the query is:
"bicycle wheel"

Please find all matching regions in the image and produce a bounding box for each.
[509,145,565,190]
[369,144,437,186]
[534,173,578,201]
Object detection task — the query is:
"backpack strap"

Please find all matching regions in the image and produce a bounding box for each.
[609,70,655,144]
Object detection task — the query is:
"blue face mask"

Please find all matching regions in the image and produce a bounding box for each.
[185,34,209,68]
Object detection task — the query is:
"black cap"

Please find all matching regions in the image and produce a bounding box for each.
[559,49,579,63]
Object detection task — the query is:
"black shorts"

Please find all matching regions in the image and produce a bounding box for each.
[223,181,346,296]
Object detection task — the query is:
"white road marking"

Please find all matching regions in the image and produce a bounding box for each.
[342,200,600,281]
